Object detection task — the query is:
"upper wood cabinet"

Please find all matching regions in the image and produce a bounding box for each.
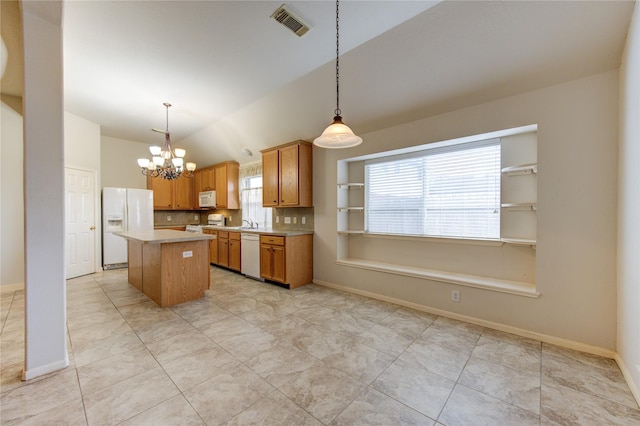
[214,161,240,209]
[173,175,194,209]
[191,161,239,210]
[148,176,173,209]
[261,140,312,207]
[194,167,215,194]
[193,166,216,209]
[147,175,194,210]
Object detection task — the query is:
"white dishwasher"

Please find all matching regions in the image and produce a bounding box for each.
[241,233,262,280]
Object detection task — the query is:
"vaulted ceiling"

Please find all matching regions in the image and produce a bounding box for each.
[2,1,635,166]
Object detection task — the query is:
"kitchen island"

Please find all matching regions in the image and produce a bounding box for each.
[115,230,215,307]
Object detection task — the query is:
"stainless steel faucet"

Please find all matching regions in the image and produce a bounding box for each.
[243,219,255,229]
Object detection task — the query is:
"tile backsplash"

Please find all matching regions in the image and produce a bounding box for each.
[153,207,314,231]
[271,207,314,231]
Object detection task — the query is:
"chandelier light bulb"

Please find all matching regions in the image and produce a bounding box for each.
[174,148,186,158]
[149,145,162,156]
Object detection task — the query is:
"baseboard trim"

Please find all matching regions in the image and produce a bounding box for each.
[22,357,69,381]
[313,278,616,359]
[614,353,640,406]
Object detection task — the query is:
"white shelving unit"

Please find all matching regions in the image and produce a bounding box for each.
[501,160,537,248]
[337,183,365,235]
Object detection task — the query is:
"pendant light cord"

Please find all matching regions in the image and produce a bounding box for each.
[335,0,341,118]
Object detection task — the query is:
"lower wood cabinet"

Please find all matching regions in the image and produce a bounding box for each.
[214,230,241,272]
[203,229,218,264]
[259,234,312,288]
[229,233,241,272]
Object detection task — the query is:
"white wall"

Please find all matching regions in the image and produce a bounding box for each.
[618,1,640,402]
[65,111,101,170]
[313,70,619,352]
[0,100,24,288]
[101,135,150,189]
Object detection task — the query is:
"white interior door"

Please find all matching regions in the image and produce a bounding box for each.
[65,168,96,278]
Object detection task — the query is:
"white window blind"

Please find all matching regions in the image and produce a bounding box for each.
[365,139,501,239]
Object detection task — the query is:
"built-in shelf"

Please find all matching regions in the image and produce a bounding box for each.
[338,207,364,212]
[338,183,364,189]
[501,203,537,211]
[501,163,538,176]
[337,230,365,235]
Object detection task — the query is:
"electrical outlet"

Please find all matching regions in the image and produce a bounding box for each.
[276,216,280,224]
[229,216,232,223]
[167,215,171,221]
[194,214,199,220]
[293,217,297,224]
[284,217,291,224]
[302,216,306,225]
[451,290,460,302]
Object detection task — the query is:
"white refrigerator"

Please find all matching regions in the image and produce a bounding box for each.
[102,187,154,269]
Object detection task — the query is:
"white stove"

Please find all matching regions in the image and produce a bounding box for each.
[207,213,225,227]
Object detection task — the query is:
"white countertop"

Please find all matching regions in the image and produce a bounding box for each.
[115,230,215,244]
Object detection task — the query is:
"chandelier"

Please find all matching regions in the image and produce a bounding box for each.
[137,103,196,180]
[313,0,362,149]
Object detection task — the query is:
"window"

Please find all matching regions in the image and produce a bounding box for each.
[365,139,501,240]
[241,174,272,228]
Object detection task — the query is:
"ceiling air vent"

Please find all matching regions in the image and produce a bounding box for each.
[271,4,310,37]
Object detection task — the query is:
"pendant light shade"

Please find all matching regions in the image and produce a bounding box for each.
[313,0,362,149]
[314,115,362,149]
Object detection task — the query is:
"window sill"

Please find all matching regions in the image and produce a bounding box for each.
[362,232,504,247]
[336,258,540,298]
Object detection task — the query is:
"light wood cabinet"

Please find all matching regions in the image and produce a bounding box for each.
[148,176,173,209]
[229,232,241,272]
[214,161,240,209]
[262,149,279,207]
[217,231,229,267]
[215,230,241,271]
[147,175,195,210]
[261,140,312,207]
[194,167,216,207]
[173,175,194,209]
[203,228,219,264]
[259,234,312,288]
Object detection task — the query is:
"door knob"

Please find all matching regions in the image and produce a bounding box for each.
[89,226,96,230]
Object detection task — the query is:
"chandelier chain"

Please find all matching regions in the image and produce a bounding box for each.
[335,0,341,117]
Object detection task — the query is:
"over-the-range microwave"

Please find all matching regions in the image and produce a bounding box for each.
[199,190,216,208]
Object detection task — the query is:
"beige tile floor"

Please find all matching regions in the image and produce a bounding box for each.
[1,267,639,425]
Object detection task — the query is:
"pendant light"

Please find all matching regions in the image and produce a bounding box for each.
[313,0,362,149]
[137,103,196,180]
